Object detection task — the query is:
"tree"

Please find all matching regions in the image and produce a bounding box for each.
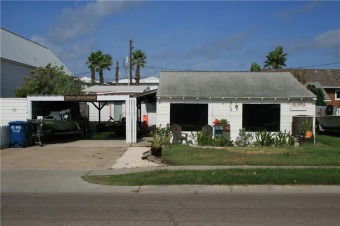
[307,84,326,106]
[86,51,101,84]
[250,62,261,72]
[15,64,82,97]
[264,46,288,69]
[86,50,112,85]
[132,49,147,86]
[96,52,112,85]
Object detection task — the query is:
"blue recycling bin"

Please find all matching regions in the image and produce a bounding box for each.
[8,121,29,148]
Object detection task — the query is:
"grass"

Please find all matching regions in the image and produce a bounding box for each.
[82,168,340,185]
[161,135,340,166]
[82,135,340,186]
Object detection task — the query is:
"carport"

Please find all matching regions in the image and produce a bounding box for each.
[27,95,137,143]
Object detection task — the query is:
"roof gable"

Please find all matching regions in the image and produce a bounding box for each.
[157,71,315,99]
[0,28,71,74]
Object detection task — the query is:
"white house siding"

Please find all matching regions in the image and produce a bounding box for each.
[1,60,35,98]
[141,101,157,129]
[0,98,28,125]
[156,98,315,142]
[0,98,28,148]
[280,100,315,133]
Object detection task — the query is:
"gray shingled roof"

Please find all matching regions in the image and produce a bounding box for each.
[157,71,316,99]
[0,28,71,74]
[303,69,340,88]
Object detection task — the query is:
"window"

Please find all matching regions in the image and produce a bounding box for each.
[335,90,340,100]
[170,104,208,131]
[243,104,280,131]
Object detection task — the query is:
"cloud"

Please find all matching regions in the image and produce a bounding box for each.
[47,1,135,43]
[183,32,249,61]
[315,28,340,49]
[32,33,96,73]
[275,1,322,22]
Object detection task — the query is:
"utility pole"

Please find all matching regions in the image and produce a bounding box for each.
[129,38,133,86]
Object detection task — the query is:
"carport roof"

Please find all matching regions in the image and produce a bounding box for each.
[157,71,316,99]
[82,85,150,95]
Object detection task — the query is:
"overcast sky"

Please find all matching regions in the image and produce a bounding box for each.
[2,0,340,82]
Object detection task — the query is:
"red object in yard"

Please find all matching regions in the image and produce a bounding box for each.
[143,115,148,125]
[214,119,220,126]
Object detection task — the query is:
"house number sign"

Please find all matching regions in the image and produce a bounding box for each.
[290,102,307,111]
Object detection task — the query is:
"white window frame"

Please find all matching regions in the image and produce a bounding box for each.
[335,90,340,100]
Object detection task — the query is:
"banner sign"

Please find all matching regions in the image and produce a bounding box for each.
[64,95,97,101]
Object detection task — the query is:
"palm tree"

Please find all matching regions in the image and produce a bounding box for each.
[96,52,112,85]
[264,46,288,69]
[86,51,100,84]
[132,49,147,86]
[86,50,112,85]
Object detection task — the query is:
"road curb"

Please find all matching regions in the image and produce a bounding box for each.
[137,185,340,194]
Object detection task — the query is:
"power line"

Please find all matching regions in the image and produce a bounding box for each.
[74,61,340,76]
[291,61,340,69]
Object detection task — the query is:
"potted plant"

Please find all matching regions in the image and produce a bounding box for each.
[219,119,229,130]
[150,125,171,157]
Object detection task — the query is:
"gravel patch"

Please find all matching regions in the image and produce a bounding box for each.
[111,147,161,169]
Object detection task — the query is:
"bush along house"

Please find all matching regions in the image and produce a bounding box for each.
[156,71,316,144]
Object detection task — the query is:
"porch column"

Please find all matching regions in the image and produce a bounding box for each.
[126,97,137,143]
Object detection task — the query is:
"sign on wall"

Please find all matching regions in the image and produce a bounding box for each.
[64,95,97,101]
[290,102,307,111]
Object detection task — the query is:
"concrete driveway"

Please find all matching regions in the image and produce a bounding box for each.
[0,139,129,170]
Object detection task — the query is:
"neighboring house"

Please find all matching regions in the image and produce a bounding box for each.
[81,85,156,130]
[303,69,340,109]
[0,28,71,97]
[114,76,159,90]
[156,71,316,142]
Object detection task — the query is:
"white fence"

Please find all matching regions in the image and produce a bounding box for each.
[0,125,10,148]
[1,98,27,148]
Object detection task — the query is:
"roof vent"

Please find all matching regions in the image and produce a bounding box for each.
[336,76,340,81]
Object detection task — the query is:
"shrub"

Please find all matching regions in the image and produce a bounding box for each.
[254,130,294,147]
[254,130,274,147]
[273,130,294,147]
[150,125,171,148]
[213,135,234,147]
[235,128,253,147]
[195,131,214,146]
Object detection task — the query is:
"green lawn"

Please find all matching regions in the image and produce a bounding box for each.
[82,168,340,185]
[82,135,340,186]
[161,135,340,166]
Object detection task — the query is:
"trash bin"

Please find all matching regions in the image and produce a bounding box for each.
[8,121,29,148]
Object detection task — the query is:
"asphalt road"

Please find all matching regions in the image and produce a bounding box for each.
[2,192,340,226]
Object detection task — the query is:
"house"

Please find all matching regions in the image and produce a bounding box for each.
[156,71,316,142]
[303,69,340,111]
[114,76,159,90]
[0,28,71,97]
